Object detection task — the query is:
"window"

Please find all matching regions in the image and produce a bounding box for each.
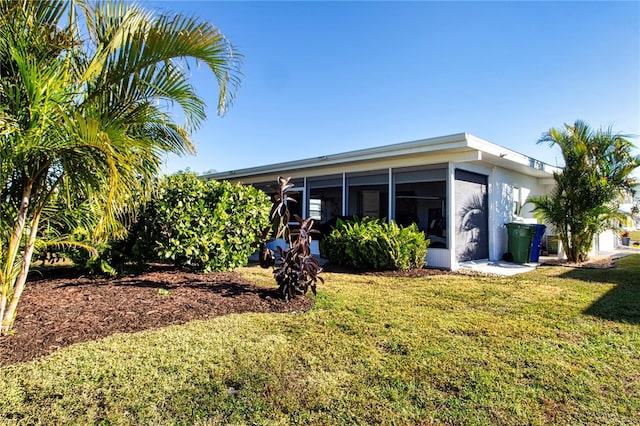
[346,170,389,219]
[307,175,343,223]
[309,198,322,221]
[393,165,448,248]
[513,186,521,215]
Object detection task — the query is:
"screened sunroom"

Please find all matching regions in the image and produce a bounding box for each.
[205,133,558,270]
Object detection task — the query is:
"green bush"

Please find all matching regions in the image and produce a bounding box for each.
[129,173,271,272]
[321,217,429,271]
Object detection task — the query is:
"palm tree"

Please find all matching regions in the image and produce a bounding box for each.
[527,120,639,262]
[0,0,241,334]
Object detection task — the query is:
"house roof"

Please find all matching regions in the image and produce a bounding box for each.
[205,133,560,182]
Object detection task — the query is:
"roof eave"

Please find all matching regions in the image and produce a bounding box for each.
[205,132,560,181]
[206,133,470,180]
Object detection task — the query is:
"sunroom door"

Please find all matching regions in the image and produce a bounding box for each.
[454,169,489,261]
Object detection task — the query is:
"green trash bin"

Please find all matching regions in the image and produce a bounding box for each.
[506,223,535,264]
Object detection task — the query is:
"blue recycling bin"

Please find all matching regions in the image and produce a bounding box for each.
[529,224,546,262]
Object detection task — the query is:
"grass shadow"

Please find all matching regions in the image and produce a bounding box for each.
[559,255,640,324]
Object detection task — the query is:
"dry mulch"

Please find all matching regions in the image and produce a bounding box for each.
[541,254,621,269]
[0,265,313,367]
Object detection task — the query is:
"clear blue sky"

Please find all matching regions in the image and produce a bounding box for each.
[150,1,640,175]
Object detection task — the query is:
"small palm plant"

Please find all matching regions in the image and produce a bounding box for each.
[260,177,324,301]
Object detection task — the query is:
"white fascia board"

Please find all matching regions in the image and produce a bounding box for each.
[466,134,561,176]
[206,133,471,180]
[205,132,560,181]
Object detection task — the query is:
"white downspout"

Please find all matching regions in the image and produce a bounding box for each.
[388,168,393,224]
[342,173,347,216]
[448,162,456,270]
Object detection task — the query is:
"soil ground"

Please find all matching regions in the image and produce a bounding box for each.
[0,265,313,367]
[540,254,620,269]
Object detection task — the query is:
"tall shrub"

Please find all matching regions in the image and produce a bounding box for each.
[130,173,270,272]
[321,217,429,271]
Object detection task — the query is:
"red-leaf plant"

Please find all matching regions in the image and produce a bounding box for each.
[259,177,324,301]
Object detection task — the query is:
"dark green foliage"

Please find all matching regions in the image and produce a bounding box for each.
[40,231,117,277]
[130,173,270,272]
[33,192,121,276]
[0,0,242,333]
[261,177,324,301]
[321,217,429,271]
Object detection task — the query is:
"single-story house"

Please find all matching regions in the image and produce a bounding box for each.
[205,133,573,270]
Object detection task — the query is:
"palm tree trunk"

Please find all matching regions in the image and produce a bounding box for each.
[1,214,40,334]
[0,288,7,335]
[3,181,33,277]
[1,181,33,334]
[1,172,58,334]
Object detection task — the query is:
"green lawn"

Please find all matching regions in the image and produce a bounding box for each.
[1,257,639,425]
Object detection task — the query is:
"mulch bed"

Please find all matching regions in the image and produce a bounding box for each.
[541,255,620,269]
[1,256,621,367]
[0,265,313,367]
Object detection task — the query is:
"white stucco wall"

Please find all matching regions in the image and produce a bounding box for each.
[489,167,553,262]
[595,230,617,253]
[445,162,555,270]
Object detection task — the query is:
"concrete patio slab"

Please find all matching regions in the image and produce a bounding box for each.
[457,259,539,276]
[458,249,636,276]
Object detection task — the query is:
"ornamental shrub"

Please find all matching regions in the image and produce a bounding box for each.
[129,173,270,272]
[321,217,429,271]
[259,176,324,301]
